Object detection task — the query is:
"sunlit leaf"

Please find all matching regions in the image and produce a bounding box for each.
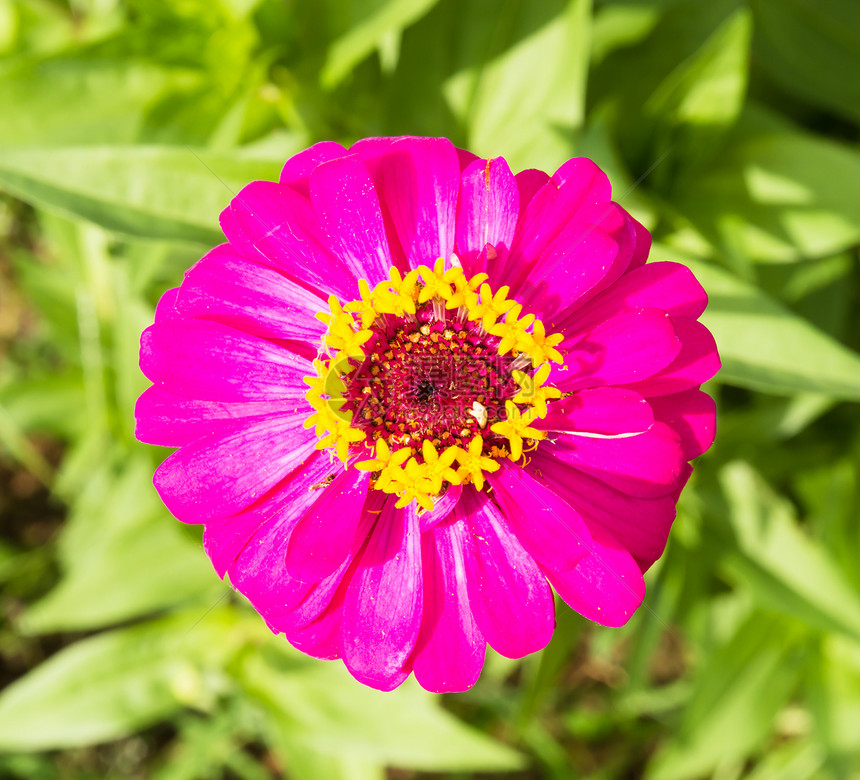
[0,611,250,751]
[444,0,590,171]
[240,650,525,772]
[322,0,442,87]
[21,453,221,634]
[648,612,804,780]
[719,462,860,642]
[0,146,291,244]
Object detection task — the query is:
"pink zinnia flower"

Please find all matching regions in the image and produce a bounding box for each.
[136,137,719,693]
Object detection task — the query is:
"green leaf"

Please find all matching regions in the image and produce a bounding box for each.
[444,0,591,171]
[751,0,860,124]
[0,610,250,751]
[808,636,860,770]
[0,57,199,147]
[0,146,291,244]
[648,612,804,780]
[673,110,860,263]
[21,452,221,634]
[719,462,860,643]
[646,6,751,130]
[322,0,442,88]
[658,248,860,400]
[239,650,525,772]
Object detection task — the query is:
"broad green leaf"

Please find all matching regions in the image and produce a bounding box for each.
[645,6,750,130]
[21,453,221,634]
[589,0,746,175]
[239,650,524,772]
[673,111,860,263]
[322,0,442,87]
[751,0,860,124]
[0,57,199,146]
[0,146,291,244]
[808,636,860,768]
[0,610,249,751]
[719,462,860,642]
[658,249,860,400]
[648,613,803,780]
[444,0,590,171]
[590,3,660,66]
[743,740,825,780]
[272,735,385,780]
[795,459,860,592]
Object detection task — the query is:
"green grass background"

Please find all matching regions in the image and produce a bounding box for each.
[1,0,859,777]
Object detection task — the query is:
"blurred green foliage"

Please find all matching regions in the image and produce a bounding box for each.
[1,0,859,777]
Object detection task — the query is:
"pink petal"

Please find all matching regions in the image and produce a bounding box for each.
[140,319,311,402]
[342,501,423,689]
[377,136,460,267]
[154,410,316,523]
[280,141,348,196]
[286,586,345,661]
[649,389,717,460]
[502,158,612,292]
[515,168,550,208]
[546,421,685,498]
[418,483,462,532]
[515,219,623,323]
[413,517,485,693]
[285,468,371,583]
[459,487,554,659]
[135,386,298,447]
[559,261,708,335]
[154,287,181,322]
[456,147,480,170]
[552,308,681,391]
[527,450,679,571]
[226,492,350,623]
[346,137,409,271]
[175,244,327,343]
[545,527,645,627]
[207,448,334,580]
[455,157,519,277]
[275,491,386,631]
[629,218,652,269]
[487,459,592,572]
[625,317,721,397]
[518,203,645,324]
[309,153,395,286]
[536,387,654,435]
[220,180,357,300]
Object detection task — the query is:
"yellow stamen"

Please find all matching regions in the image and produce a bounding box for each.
[490,401,547,461]
[446,271,488,309]
[489,303,536,355]
[467,283,516,330]
[417,258,454,303]
[512,363,562,417]
[452,435,500,490]
[523,319,564,365]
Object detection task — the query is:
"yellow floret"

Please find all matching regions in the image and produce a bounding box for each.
[512,363,562,417]
[452,435,500,491]
[490,401,547,461]
[417,258,454,303]
[446,271,488,309]
[467,283,516,330]
[489,303,536,355]
[524,319,564,365]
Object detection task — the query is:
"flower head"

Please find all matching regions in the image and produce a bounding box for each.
[136,137,719,693]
